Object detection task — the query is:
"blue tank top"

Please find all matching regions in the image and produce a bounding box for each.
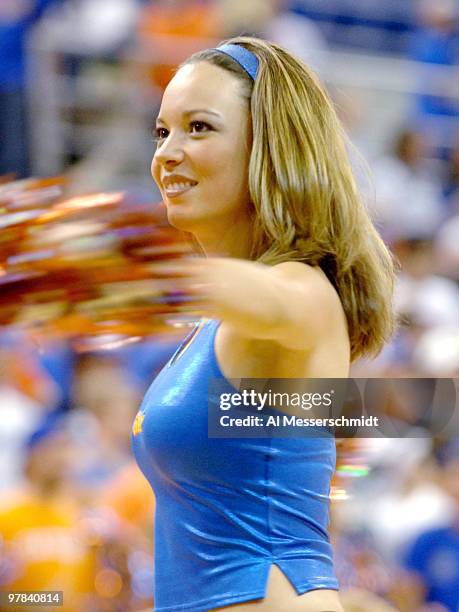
[131,318,339,612]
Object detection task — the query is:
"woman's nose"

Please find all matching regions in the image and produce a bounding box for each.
[154,134,185,167]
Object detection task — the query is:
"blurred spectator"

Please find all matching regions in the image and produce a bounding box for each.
[334,437,454,562]
[99,461,154,533]
[400,440,459,611]
[442,143,459,212]
[67,355,158,609]
[413,325,459,376]
[409,0,459,151]
[0,332,60,490]
[366,446,454,563]
[366,237,459,375]
[0,0,60,178]
[68,354,141,493]
[113,332,183,393]
[0,415,97,610]
[137,0,221,93]
[339,588,397,612]
[0,330,60,408]
[217,0,276,38]
[95,462,156,605]
[0,410,154,610]
[0,380,45,491]
[56,0,140,56]
[370,130,445,242]
[333,527,394,597]
[36,336,75,412]
[393,238,459,329]
[435,212,459,281]
[264,0,329,76]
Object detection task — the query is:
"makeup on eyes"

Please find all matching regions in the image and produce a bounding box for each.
[153,120,215,142]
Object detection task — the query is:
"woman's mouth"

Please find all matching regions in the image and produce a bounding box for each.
[164,181,197,198]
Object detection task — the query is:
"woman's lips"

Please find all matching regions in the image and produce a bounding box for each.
[164,181,197,198]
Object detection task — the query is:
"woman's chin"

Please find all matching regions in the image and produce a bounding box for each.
[165,209,198,232]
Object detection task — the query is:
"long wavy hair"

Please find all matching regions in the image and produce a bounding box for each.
[180,36,396,362]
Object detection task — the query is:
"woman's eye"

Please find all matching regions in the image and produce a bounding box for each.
[190,121,211,134]
[155,127,168,141]
[153,122,211,142]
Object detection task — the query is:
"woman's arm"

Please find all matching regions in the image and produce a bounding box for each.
[189,257,338,351]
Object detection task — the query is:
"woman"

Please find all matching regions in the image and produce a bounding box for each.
[131,37,395,612]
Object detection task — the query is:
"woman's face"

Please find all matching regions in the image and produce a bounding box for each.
[152,61,252,233]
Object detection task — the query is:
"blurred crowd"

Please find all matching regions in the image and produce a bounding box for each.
[1,1,459,610]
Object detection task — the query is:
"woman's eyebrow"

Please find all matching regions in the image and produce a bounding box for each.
[156,109,223,124]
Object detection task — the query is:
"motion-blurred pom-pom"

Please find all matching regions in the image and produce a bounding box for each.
[0,177,199,342]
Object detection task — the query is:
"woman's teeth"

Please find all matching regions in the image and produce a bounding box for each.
[165,182,196,196]
[169,183,192,191]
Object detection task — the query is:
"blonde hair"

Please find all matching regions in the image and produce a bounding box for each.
[182,36,397,362]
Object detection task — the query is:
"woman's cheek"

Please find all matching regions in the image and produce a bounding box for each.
[151,158,160,182]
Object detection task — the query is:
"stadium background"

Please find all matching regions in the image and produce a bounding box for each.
[1,1,459,610]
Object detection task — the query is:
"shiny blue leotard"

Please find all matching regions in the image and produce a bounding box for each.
[131,318,339,612]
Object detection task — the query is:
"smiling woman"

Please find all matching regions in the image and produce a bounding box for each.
[151,60,253,256]
[131,37,396,612]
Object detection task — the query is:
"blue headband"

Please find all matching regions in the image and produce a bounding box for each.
[214,44,259,81]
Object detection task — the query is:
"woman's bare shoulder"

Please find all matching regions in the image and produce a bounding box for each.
[272,261,342,315]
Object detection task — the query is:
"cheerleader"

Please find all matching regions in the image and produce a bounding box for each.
[132,37,395,612]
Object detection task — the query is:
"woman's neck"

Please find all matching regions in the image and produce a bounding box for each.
[193,213,254,259]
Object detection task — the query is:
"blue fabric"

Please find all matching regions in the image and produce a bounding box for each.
[215,43,259,80]
[0,0,60,176]
[403,525,459,611]
[0,88,30,177]
[410,29,457,66]
[131,318,339,612]
[0,0,59,90]
[37,340,74,412]
[409,28,459,117]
